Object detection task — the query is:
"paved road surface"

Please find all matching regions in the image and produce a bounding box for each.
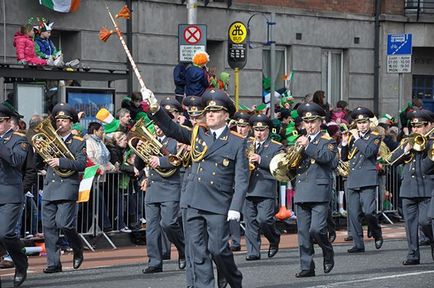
[2,237,433,288]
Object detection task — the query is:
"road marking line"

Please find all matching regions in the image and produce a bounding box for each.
[310,270,434,287]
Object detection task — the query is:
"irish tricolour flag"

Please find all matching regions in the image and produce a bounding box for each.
[39,0,80,13]
[77,165,99,203]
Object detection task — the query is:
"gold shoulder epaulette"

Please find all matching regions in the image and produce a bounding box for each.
[13,131,26,137]
[371,131,379,136]
[180,124,192,131]
[73,135,84,141]
[321,134,332,140]
[230,130,244,138]
[271,139,282,145]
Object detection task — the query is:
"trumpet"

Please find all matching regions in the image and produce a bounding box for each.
[385,127,434,165]
[246,139,257,171]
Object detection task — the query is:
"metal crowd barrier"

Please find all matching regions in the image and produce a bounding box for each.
[19,166,402,250]
[20,172,145,251]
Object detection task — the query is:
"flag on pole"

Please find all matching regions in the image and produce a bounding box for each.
[39,0,80,13]
[77,165,99,203]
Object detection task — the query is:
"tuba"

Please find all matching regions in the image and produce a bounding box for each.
[128,118,181,177]
[31,118,76,177]
[269,144,304,182]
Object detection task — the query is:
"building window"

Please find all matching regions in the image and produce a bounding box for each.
[321,49,343,107]
[413,75,434,99]
[262,48,287,95]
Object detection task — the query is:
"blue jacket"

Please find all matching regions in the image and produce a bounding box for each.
[35,37,57,59]
[184,65,209,96]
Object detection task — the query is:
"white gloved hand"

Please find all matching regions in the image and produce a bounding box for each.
[140,87,159,112]
[227,210,241,222]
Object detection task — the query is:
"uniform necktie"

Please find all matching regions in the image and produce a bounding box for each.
[213,132,217,141]
[256,143,261,150]
[308,136,312,142]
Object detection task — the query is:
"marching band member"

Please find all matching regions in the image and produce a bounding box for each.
[229,111,252,252]
[144,88,247,288]
[41,103,87,273]
[391,110,434,265]
[135,124,186,273]
[0,103,29,287]
[341,107,383,253]
[293,102,336,277]
[244,114,283,261]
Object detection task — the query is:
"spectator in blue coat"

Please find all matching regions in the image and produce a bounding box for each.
[184,51,209,97]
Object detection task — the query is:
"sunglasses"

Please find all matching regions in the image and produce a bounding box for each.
[0,117,10,123]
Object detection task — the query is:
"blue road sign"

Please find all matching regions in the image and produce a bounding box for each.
[387,34,412,55]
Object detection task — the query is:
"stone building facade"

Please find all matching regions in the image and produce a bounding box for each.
[1,0,433,117]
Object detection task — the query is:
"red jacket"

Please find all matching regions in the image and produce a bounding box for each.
[13,32,47,65]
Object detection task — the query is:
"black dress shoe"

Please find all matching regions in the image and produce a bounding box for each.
[295,270,315,278]
[344,236,353,242]
[268,245,279,258]
[347,247,365,253]
[217,275,228,288]
[323,258,334,274]
[178,258,186,270]
[14,267,27,288]
[402,259,420,265]
[245,255,260,261]
[142,266,163,274]
[73,251,84,269]
[231,246,241,252]
[43,266,63,273]
[374,236,383,249]
[431,243,434,261]
[328,231,337,243]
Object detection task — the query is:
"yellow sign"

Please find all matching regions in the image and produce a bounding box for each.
[229,22,247,44]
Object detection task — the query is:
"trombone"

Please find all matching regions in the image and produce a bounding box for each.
[385,127,434,166]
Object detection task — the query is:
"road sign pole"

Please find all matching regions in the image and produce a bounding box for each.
[399,73,403,114]
[187,0,197,24]
[234,67,240,109]
[269,12,276,118]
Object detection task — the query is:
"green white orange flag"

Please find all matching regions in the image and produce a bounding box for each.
[77,165,99,203]
[39,0,80,13]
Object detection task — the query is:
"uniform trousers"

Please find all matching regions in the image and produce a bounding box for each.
[402,197,433,261]
[229,220,241,249]
[186,207,242,288]
[347,186,382,249]
[42,200,83,268]
[244,197,279,257]
[181,207,194,286]
[0,203,27,270]
[145,201,185,268]
[295,202,333,271]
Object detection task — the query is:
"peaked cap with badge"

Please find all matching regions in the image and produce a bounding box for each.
[52,103,79,123]
[183,96,204,117]
[249,114,272,130]
[233,111,252,127]
[407,109,434,125]
[202,89,236,117]
[351,107,374,122]
[297,102,326,121]
[161,96,182,113]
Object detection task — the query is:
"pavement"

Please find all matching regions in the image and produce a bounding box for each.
[1,223,434,288]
